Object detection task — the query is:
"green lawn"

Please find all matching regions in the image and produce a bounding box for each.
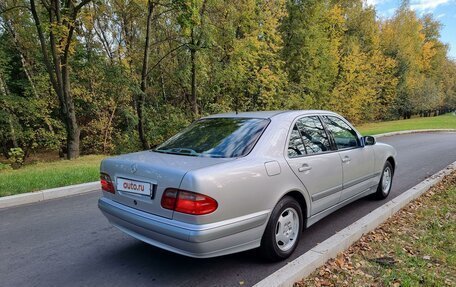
[356,113,456,135]
[0,155,105,197]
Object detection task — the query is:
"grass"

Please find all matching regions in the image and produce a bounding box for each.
[0,155,105,197]
[295,172,456,287]
[356,113,456,135]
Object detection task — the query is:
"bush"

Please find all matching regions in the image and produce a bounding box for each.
[8,147,25,169]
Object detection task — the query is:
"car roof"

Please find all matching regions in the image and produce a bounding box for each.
[203,110,337,119]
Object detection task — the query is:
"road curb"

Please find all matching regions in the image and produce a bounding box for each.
[0,181,99,209]
[373,129,456,138]
[253,160,456,287]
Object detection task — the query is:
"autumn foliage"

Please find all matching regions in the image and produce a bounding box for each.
[0,0,455,158]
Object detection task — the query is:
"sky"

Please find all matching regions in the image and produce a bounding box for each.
[365,0,456,59]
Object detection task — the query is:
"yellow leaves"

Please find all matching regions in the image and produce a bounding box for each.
[330,42,378,123]
[421,41,436,72]
[48,15,78,56]
[327,4,345,30]
[133,0,149,6]
[80,9,95,31]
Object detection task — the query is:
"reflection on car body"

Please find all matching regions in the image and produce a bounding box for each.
[98,110,396,261]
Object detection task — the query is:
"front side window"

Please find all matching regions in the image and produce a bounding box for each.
[322,116,359,149]
[154,118,269,158]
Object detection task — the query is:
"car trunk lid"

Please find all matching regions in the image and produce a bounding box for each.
[101,151,232,219]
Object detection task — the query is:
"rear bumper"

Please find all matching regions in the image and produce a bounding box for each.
[98,197,269,258]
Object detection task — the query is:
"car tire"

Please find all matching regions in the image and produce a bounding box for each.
[259,196,303,261]
[373,161,394,200]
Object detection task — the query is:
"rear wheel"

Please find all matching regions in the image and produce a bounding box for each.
[259,196,303,261]
[373,161,393,200]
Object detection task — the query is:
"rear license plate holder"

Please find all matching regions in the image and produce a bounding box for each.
[116,178,153,197]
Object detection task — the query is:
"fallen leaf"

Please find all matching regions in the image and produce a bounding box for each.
[320,280,331,286]
[335,256,344,268]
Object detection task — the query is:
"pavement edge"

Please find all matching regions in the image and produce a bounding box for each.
[373,129,456,138]
[0,181,99,209]
[253,160,456,287]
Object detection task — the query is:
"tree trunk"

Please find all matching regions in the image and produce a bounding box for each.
[190,47,198,118]
[63,66,80,159]
[0,74,18,148]
[137,0,154,150]
[103,105,117,154]
[190,27,198,119]
[157,47,167,102]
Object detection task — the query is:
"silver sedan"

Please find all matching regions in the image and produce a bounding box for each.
[98,110,396,261]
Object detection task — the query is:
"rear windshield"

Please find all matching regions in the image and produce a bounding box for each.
[153,118,269,158]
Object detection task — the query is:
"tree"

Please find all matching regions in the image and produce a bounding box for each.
[0,31,62,159]
[1,0,455,159]
[29,0,92,159]
[281,0,344,109]
[137,0,155,149]
[330,0,397,123]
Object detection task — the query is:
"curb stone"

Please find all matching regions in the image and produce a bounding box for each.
[373,129,456,138]
[253,160,456,287]
[0,181,99,209]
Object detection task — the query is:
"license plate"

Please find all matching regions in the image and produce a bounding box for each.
[116,178,152,196]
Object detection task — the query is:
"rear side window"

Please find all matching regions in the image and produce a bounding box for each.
[296,116,331,154]
[288,116,331,157]
[322,116,360,149]
[288,125,307,157]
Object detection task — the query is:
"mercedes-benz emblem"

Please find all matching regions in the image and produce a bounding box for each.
[130,164,137,174]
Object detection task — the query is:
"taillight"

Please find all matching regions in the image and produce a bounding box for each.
[161,188,178,210]
[161,188,218,215]
[100,173,115,194]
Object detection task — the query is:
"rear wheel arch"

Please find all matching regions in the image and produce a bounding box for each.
[280,190,308,228]
[386,156,396,173]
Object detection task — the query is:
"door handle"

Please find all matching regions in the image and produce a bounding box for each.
[298,164,312,172]
[341,156,351,163]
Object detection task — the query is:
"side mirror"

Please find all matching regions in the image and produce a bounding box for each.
[363,136,376,146]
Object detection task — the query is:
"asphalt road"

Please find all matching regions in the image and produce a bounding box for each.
[1,132,456,287]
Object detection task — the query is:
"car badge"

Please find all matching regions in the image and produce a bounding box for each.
[130,164,137,174]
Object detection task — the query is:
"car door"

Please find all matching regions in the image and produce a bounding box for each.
[285,116,343,215]
[322,115,375,202]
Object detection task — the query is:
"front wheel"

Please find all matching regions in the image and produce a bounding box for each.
[259,196,303,261]
[373,161,394,200]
